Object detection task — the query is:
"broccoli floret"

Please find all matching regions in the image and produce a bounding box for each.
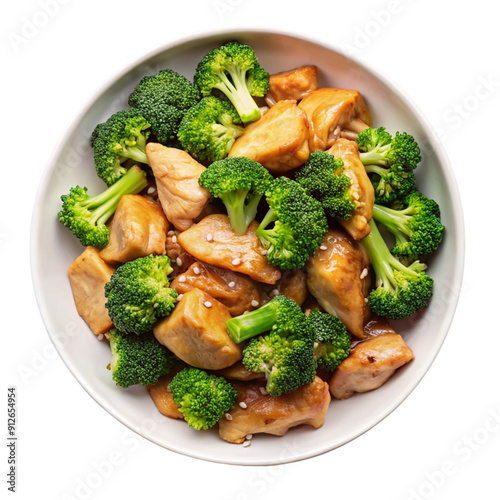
[226,295,307,344]
[198,156,273,235]
[177,96,244,165]
[295,151,356,220]
[306,309,351,372]
[128,69,201,146]
[104,255,178,335]
[360,219,434,319]
[256,176,328,270]
[90,109,151,186]
[193,41,270,124]
[356,127,421,204]
[107,329,176,388]
[58,165,148,247]
[170,367,238,430]
[372,191,445,256]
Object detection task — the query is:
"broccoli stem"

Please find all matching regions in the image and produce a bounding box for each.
[372,204,411,243]
[220,189,260,235]
[120,146,149,166]
[255,207,279,247]
[226,301,280,343]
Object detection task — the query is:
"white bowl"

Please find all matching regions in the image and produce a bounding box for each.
[31,29,465,465]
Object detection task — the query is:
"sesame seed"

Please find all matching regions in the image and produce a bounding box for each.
[271,289,280,296]
[360,268,369,279]
[239,402,248,409]
[242,440,251,447]
[251,300,259,308]
[228,281,236,288]
[258,386,268,395]
[176,257,183,266]
[153,302,159,308]
[178,275,186,283]
[224,413,233,420]
[232,257,241,266]
[204,301,212,308]
[206,233,213,242]
[319,245,327,250]
[167,230,175,236]
[147,186,156,195]
[97,334,104,341]
[171,235,177,244]
[177,294,184,301]
[245,434,253,440]
[193,267,200,275]
[261,249,268,256]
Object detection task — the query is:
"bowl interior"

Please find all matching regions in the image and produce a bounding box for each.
[31,30,464,465]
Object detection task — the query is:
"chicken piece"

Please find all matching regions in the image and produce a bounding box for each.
[164,229,196,278]
[266,65,318,103]
[171,261,262,317]
[147,366,185,420]
[215,361,265,381]
[99,194,168,265]
[68,246,115,335]
[306,227,371,338]
[298,88,372,151]
[218,376,330,444]
[329,331,414,399]
[260,268,308,307]
[177,214,281,285]
[153,288,242,370]
[328,138,374,240]
[146,143,210,231]
[228,100,310,174]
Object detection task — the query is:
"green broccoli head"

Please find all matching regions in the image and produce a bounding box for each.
[90,109,151,186]
[360,219,434,319]
[372,191,445,256]
[295,151,356,220]
[306,309,351,372]
[104,255,178,335]
[256,176,328,270]
[177,96,244,165]
[170,367,238,430]
[128,69,201,146]
[107,329,177,388]
[58,165,148,247]
[194,41,270,124]
[198,156,273,235]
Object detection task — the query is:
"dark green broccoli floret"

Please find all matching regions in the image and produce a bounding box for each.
[360,219,434,319]
[58,165,148,247]
[226,295,307,344]
[104,255,178,335]
[198,156,273,235]
[356,127,421,205]
[128,69,201,146]
[194,41,269,124]
[306,309,351,372]
[170,367,238,430]
[177,96,244,165]
[372,191,445,256]
[107,329,177,388]
[295,151,356,220]
[256,176,328,270]
[90,109,151,186]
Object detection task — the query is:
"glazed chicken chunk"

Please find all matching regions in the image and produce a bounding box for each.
[146,143,210,231]
[229,100,310,174]
[153,288,243,371]
[147,367,185,421]
[299,88,372,151]
[99,194,168,265]
[266,65,319,103]
[306,227,371,338]
[330,331,414,400]
[328,138,374,240]
[218,376,331,444]
[177,214,281,285]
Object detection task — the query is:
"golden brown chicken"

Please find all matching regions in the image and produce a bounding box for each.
[218,376,331,444]
[266,65,319,103]
[306,226,371,338]
[229,100,310,174]
[146,143,210,231]
[147,366,185,420]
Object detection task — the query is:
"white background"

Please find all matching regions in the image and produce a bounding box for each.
[2,1,499,499]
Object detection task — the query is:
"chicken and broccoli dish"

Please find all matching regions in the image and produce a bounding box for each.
[59,41,445,445]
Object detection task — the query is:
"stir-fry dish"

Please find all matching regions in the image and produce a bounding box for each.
[59,41,445,445]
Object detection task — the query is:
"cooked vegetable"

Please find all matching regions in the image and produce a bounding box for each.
[104,255,178,335]
[107,329,177,388]
[177,96,244,164]
[194,41,269,123]
[58,165,148,247]
[170,367,238,430]
[198,156,273,235]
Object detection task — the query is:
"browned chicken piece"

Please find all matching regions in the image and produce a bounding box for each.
[266,65,318,103]
[229,100,310,174]
[330,331,414,399]
[171,261,262,317]
[153,288,242,370]
[164,229,196,278]
[260,268,308,307]
[146,143,210,231]
[306,226,371,339]
[328,138,374,240]
[177,214,281,285]
[68,246,115,335]
[218,376,331,444]
[147,365,185,420]
[298,88,372,151]
[215,361,266,381]
[99,194,168,265]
